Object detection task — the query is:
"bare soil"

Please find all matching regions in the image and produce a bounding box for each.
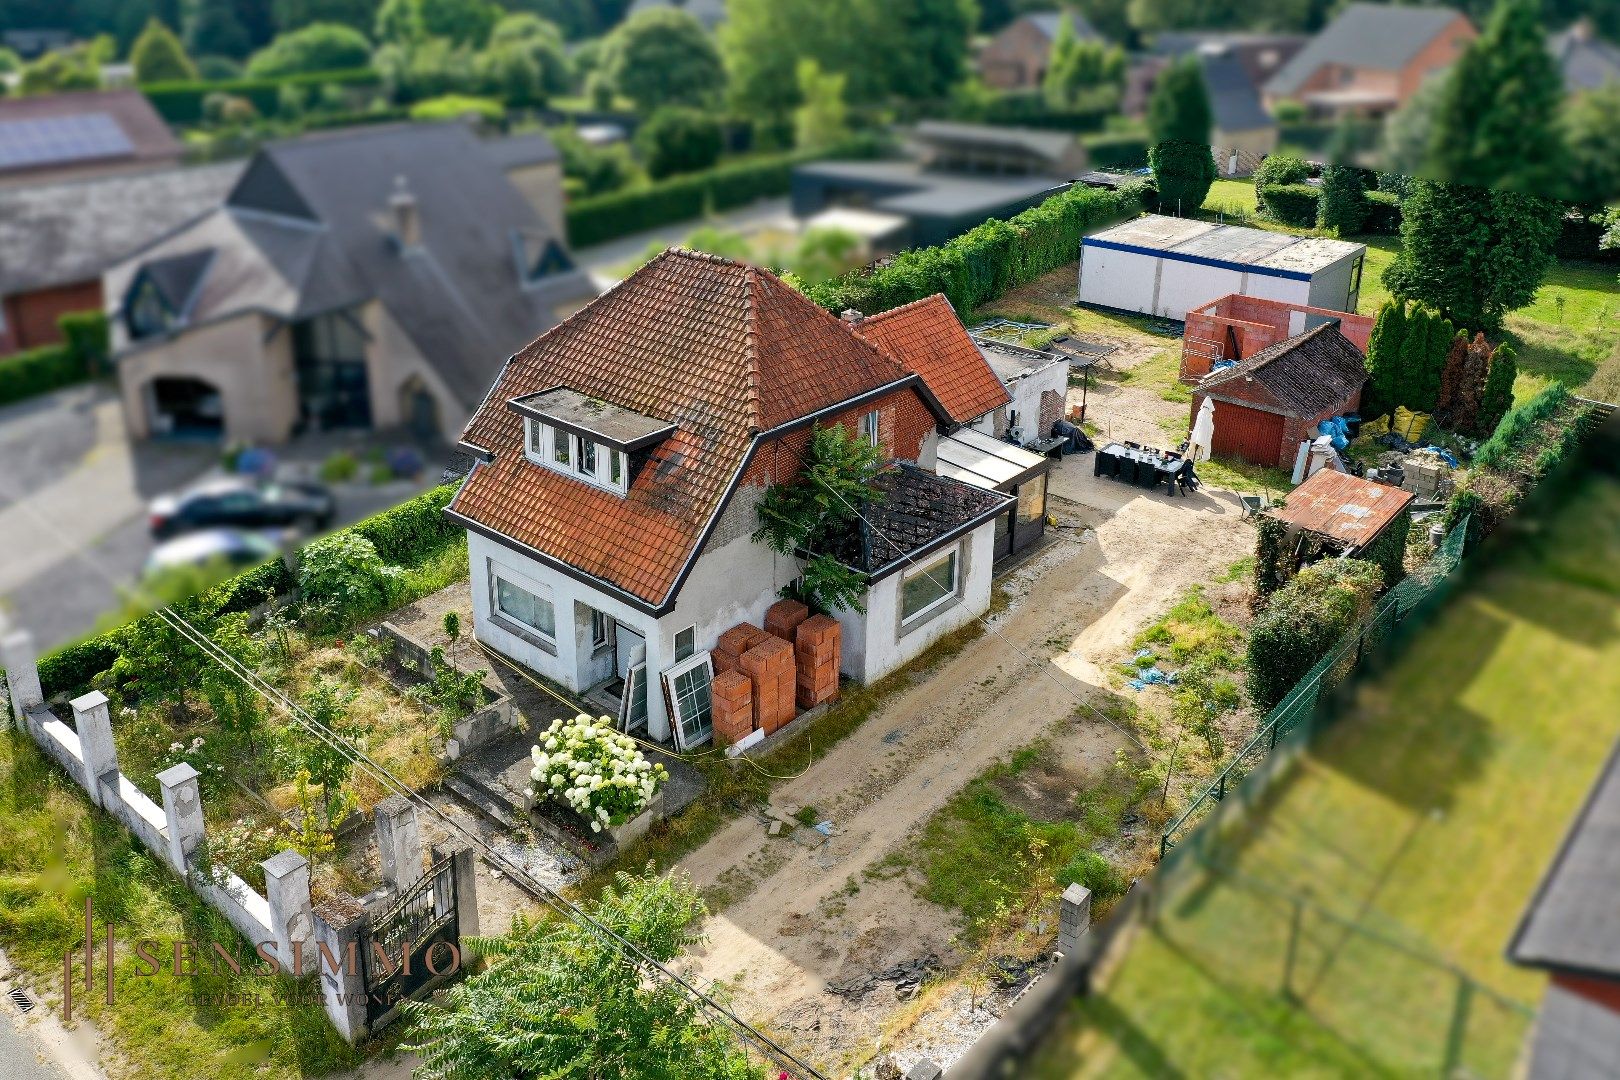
[673,451,1254,1074]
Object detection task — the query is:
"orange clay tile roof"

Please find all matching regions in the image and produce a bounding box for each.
[450,248,915,610]
[854,294,1011,425]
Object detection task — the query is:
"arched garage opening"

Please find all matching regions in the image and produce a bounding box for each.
[146,376,224,439]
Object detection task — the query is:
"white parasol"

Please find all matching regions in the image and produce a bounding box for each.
[1188,397,1216,462]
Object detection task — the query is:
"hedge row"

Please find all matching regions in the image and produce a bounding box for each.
[1363,189,1402,234]
[0,311,109,408]
[1082,131,1150,168]
[1245,559,1385,712]
[1444,383,1593,545]
[1258,183,1321,229]
[565,136,887,248]
[803,181,1145,317]
[31,483,461,699]
[955,90,1114,133]
[143,67,381,125]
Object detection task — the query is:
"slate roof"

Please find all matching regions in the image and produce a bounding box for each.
[1550,21,1620,92]
[821,464,1012,579]
[854,294,1011,425]
[913,120,1078,167]
[0,89,180,180]
[1200,47,1275,134]
[1266,3,1470,97]
[1510,732,1620,979]
[1199,323,1367,418]
[450,249,924,610]
[1025,11,1100,42]
[110,124,591,408]
[1268,468,1413,549]
[481,131,563,170]
[0,162,240,295]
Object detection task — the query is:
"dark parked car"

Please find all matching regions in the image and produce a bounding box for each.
[143,529,282,580]
[148,479,334,540]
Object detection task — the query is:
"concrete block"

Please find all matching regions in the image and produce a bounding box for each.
[70,691,117,807]
[264,850,314,973]
[374,795,424,893]
[1058,882,1093,957]
[1,628,43,729]
[158,762,206,876]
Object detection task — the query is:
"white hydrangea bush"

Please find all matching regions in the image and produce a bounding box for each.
[530,713,668,831]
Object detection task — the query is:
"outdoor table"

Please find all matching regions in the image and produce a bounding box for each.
[1094,443,1184,495]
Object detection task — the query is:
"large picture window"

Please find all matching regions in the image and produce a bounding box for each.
[900,547,959,627]
[493,573,555,642]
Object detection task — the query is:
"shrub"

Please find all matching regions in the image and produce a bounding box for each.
[1259,183,1319,228]
[132,18,198,84]
[1149,139,1216,216]
[1363,189,1402,234]
[318,450,359,483]
[1245,560,1385,712]
[1057,850,1127,905]
[0,311,109,407]
[296,533,402,620]
[409,93,504,122]
[636,106,723,180]
[803,181,1143,318]
[1253,152,1310,192]
[143,67,379,124]
[246,24,373,78]
[529,714,668,830]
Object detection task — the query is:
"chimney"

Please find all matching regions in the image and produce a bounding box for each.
[389,175,420,250]
[840,309,864,326]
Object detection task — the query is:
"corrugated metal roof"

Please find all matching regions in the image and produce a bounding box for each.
[1269,468,1413,547]
[1084,214,1364,273]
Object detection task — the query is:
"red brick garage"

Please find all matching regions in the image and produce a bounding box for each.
[1189,322,1367,469]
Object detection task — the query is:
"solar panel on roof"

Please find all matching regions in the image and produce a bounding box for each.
[0,113,133,172]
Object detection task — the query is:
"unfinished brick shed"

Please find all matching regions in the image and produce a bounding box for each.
[1182,293,1374,382]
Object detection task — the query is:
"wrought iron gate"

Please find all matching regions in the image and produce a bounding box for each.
[360,854,459,1025]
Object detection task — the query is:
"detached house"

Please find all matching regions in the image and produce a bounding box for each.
[104,124,593,444]
[447,251,1014,749]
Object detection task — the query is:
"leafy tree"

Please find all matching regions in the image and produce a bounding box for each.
[0,46,20,74]
[246,22,372,76]
[721,0,847,122]
[19,50,101,94]
[1074,0,1133,43]
[793,58,848,151]
[602,7,725,113]
[1477,342,1517,437]
[1043,17,1126,109]
[403,870,763,1080]
[1147,56,1212,146]
[1563,84,1620,206]
[506,0,597,39]
[754,422,890,614]
[1148,140,1216,216]
[1379,74,1445,177]
[635,106,723,180]
[1382,179,1561,334]
[296,676,365,822]
[132,18,198,82]
[1362,299,1407,419]
[1128,0,1310,32]
[273,0,380,35]
[1426,0,1566,195]
[476,13,569,105]
[1317,164,1368,236]
[373,0,425,43]
[418,0,500,46]
[187,0,253,59]
[864,0,978,104]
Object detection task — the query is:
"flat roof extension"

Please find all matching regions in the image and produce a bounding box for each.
[1084,214,1365,280]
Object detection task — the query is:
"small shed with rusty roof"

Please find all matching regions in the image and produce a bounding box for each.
[1267,468,1414,581]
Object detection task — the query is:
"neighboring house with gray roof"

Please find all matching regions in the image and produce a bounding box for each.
[1550,18,1620,92]
[977,10,1104,91]
[1263,3,1476,118]
[624,0,726,33]
[1198,45,1281,176]
[104,123,594,445]
[0,89,182,189]
[0,162,241,355]
[1510,732,1620,1078]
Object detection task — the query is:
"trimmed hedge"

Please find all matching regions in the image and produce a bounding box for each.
[1245,559,1385,713]
[565,136,886,248]
[30,484,461,699]
[957,90,1113,133]
[1363,189,1402,235]
[1258,183,1320,228]
[0,311,110,408]
[1082,131,1149,168]
[143,67,380,125]
[802,181,1144,318]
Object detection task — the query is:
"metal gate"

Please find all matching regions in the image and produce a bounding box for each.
[360,854,459,1025]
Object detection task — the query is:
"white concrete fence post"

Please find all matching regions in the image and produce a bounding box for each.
[374,795,424,894]
[1,627,43,731]
[312,893,370,1044]
[1057,882,1093,959]
[158,762,206,876]
[71,691,118,808]
[263,850,316,975]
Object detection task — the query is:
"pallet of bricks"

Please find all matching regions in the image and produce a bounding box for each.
[709,600,841,749]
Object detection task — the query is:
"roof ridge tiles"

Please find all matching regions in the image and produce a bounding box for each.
[740,264,765,431]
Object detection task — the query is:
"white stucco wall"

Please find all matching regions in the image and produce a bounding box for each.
[115,312,298,442]
[1080,245,1338,321]
[833,521,997,684]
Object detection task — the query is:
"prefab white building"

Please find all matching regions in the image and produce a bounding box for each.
[1078,215,1366,321]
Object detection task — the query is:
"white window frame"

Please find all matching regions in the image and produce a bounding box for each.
[522,419,629,495]
[673,624,696,662]
[489,564,557,652]
[590,609,614,652]
[662,652,715,750]
[898,545,961,631]
[861,409,880,446]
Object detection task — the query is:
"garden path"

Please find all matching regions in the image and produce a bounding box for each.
[672,453,1252,1074]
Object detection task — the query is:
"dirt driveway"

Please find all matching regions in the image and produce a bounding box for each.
[674,445,1253,1072]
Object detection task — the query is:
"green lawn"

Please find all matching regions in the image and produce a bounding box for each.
[1035,471,1620,1078]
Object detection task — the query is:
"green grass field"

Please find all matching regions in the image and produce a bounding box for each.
[1034,470,1620,1078]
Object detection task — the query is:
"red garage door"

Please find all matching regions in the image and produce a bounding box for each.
[1210,400,1285,466]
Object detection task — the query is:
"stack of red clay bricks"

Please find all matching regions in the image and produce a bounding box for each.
[794,613,841,708]
[739,634,796,734]
[711,669,753,747]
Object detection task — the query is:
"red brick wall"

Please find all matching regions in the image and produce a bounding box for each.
[1182,295,1374,382]
[737,385,937,490]
[1195,386,1364,468]
[1,279,103,355]
[794,614,841,708]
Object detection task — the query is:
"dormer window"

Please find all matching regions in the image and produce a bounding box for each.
[126,278,173,340]
[509,386,675,499]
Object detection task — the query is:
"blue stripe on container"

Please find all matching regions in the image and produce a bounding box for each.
[1081,238,1315,282]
